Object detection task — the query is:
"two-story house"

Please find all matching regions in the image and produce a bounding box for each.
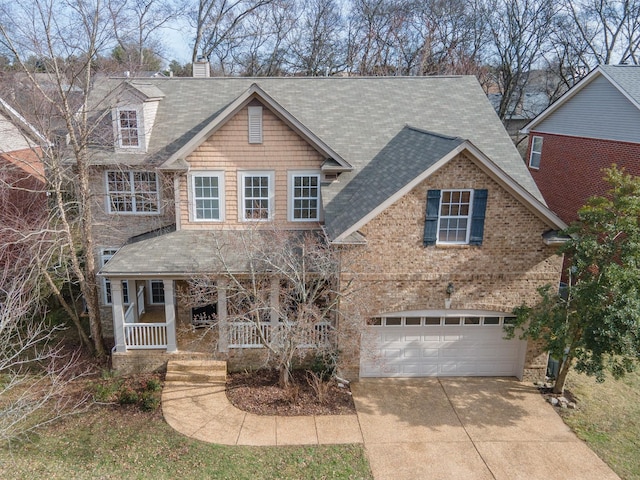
[521,64,640,224]
[94,73,566,381]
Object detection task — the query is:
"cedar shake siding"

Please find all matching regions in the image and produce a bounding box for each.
[179,104,324,230]
[338,154,562,379]
[526,132,640,224]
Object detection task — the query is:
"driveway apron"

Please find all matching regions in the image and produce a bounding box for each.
[351,378,620,480]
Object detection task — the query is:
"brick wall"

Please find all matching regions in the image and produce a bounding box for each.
[338,153,563,380]
[527,132,640,224]
[179,104,324,230]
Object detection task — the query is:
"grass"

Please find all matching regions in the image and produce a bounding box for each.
[0,405,372,479]
[559,369,640,480]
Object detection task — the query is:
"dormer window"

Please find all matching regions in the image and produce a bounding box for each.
[118,109,140,147]
[113,105,145,152]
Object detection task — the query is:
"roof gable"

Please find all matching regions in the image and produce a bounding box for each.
[522,65,640,135]
[159,83,352,171]
[330,132,566,242]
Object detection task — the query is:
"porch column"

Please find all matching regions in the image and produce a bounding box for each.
[217,278,228,353]
[112,280,127,353]
[130,280,139,322]
[270,277,280,325]
[163,279,177,352]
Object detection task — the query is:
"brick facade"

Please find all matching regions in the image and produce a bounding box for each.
[527,132,640,224]
[338,153,563,380]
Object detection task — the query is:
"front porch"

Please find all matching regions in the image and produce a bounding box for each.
[108,279,333,374]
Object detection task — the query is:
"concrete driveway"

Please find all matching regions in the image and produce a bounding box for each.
[351,378,620,480]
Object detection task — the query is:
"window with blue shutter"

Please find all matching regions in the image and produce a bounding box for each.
[423,188,487,246]
[469,189,488,245]
[423,189,441,246]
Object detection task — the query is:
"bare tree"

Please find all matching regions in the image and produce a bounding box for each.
[287,0,347,75]
[0,0,124,359]
[107,0,185,71]
[563,0,640,65]
[189,0,274,64]
[483,0,557,120]
[0,160,89,442]
[183,228,362,388]
[231,0,295,76]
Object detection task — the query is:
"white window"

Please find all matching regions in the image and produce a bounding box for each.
[101,249,129,305]
[529,136,543,169]
[239,171,274,221]
[438,189,473,244]
[106,170,159,214]
[191,172,224,221]
[117,108,141,148]
[149,280,165,304]
[289,172,320,221]
[248,106,263,144]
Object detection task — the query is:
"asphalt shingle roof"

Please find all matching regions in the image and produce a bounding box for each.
[89,76,543,261]
[600,65,640,106]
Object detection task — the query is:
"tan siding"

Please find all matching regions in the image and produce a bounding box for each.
[181,106,324,229]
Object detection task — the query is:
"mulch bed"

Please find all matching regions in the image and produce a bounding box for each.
[226,369,356,416]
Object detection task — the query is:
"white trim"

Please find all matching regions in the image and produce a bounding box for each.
[528,136,543,169]
[101,248,130,305]
[248,106,263,144]
[288,171,321,222]
[189,171,225,222]
[148,279,165,305]
[238,171,275,221]
[105,170,160,215]
[159,84,352,171]
[113,105,145,151]
[436,189,473,245]
[521,66,640,134]
[333,141,567,243]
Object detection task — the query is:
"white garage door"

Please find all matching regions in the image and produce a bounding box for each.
[360,312,526,378]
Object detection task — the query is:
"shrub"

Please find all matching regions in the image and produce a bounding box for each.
[118,387,139,405]
[145,378,162,392]
[140,390,160,411]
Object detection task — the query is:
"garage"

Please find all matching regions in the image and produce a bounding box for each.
[360,311,526,378]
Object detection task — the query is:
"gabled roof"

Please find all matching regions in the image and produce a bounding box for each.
[86,76,553,241]
[0,96,50,151]
[522,65,640,133]
[159,83,351,171]
[326,127,465,240]
[328,127,566,242]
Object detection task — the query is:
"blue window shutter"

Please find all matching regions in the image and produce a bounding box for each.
[469,189,488,245]
[423,190,441,246]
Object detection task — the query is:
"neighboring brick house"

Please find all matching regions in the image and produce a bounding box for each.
[0,97,48,267]
[521,65,640,224]
[92,73,566,381]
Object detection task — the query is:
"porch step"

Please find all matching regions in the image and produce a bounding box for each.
[165,360,227,384]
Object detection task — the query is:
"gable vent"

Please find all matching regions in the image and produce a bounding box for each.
[248,106,263,144]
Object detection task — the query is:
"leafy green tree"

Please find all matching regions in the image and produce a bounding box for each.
[507,166,640,394]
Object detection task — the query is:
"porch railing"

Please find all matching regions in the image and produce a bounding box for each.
[228,321,332,349]
[229,322,272,348]
[124,323,168,349]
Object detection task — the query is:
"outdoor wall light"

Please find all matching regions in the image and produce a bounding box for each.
[446,282,455,296]
[445,282,454,309]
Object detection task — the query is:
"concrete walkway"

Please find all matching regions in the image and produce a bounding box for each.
[161,363,619,480]
[161,360,362,446]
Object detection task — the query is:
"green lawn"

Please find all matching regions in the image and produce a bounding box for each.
[560,370,640,480]
[0,406,372,480]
